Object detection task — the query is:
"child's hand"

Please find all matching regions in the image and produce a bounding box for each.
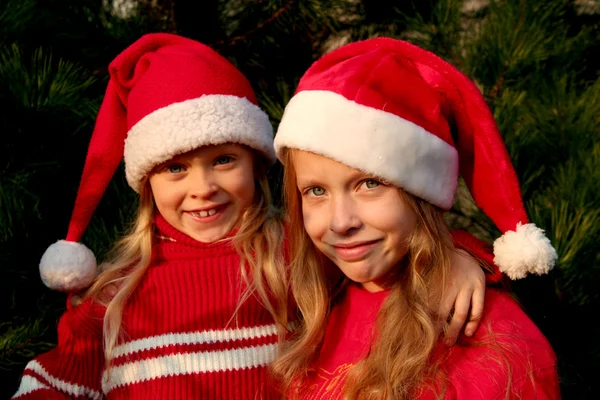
[440,249,486,346]
[70,294,83,307]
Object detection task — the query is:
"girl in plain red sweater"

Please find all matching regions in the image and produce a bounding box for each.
[273,37,560,399]
[14,34,491,399]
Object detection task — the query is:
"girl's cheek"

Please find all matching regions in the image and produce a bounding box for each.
[301,206,313,229]
[302,206,322,237]
[232,170,257,197]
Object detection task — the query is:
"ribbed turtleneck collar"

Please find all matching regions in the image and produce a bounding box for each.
[152,214,239,260]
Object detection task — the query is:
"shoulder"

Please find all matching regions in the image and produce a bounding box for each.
[439,289,559,399]
[58,294,106,340]
[478,289,555,359]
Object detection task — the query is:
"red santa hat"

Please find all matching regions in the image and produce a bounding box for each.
[40,33,274,292]
[274,37,557,280]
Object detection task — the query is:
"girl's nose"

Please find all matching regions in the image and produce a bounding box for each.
[328,196,361,234]
[189,169,219,199]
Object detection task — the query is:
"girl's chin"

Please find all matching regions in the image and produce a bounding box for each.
[186,224,234,243]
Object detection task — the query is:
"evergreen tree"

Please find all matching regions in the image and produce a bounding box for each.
[1,0,598,398]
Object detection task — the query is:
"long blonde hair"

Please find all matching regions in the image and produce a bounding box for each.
[83,153,289,366]
[272,149,454,399]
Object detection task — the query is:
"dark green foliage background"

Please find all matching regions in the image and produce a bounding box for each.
[1,0,598,398]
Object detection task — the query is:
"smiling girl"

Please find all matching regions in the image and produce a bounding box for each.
[149,145,257,244]
[13,33,287,399]
[294,152,419,294]
[273,37,560,399]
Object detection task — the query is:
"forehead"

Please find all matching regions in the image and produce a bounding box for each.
[293,149,351,169]
[171,143,254,161]
[292,150,381,182]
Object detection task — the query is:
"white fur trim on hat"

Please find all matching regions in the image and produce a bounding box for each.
[39,240,98,292]
[124,94,274,192]
[493,222,557,280]
[274,90,459,209]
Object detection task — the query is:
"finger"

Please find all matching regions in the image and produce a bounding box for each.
[464,283,485,337]
[438,280,459,321]
[444,288,472,346]
[99,283,118,302]
[438,292,456,322]
[106,283,118,297]
[70,295,82,307]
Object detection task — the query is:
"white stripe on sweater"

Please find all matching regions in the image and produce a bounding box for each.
[112,323,278,358]
[102,343,278,393]
[14,360,103,399]
[12,375,50,398]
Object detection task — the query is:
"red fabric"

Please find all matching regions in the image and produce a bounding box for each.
[66,80,126,242]
[451,229,504,284]
[294,285,559,399]
[14,216,280,399]
[296,37,529,232]
[66,32,257,243]
[109,33,257,130]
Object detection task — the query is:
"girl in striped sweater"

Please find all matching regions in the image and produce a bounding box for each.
[13,34,490,399]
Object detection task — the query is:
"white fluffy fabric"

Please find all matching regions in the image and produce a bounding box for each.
[274,90,459,209]
[124,94,274,192]
[39,240,97,292]
[493,223,558,280]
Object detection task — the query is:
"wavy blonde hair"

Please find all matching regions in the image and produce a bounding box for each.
[272,149,454,399]
[83,152,289,367]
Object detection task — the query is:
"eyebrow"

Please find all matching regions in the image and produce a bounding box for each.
[295,174,322,187]
[295,169,372,189]
[204,145,243,156]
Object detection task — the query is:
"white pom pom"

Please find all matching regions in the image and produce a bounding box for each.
[493,223,558,280]
[39,240,97,292]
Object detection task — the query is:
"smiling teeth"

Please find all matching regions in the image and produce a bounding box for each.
[191,209,217,218]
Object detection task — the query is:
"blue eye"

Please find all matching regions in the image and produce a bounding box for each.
[310,187,326,196]
[168,164,184,173]
[214,156,233,165]
[363,180,380,189]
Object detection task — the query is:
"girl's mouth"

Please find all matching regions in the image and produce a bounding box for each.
[332,240,381,261]
[186,204,228,223]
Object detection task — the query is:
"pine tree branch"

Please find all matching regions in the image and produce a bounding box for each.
[487,60,507,101]
[213,1,295,48]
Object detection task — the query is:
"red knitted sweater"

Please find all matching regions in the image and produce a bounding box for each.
[13,215,281,399]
